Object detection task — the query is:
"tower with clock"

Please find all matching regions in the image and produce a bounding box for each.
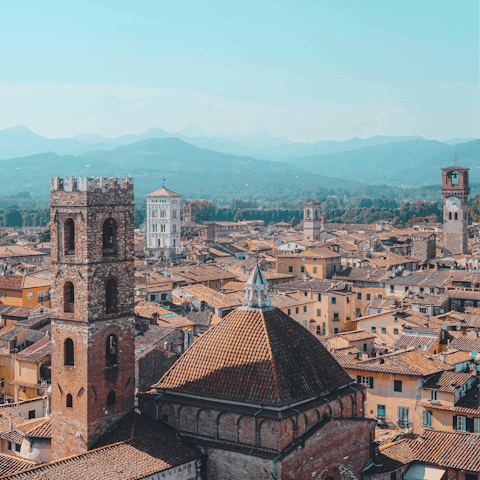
[441,164,470,254]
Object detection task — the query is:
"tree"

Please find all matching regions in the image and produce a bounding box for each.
[196,200,216,222]
[4,209,23,227]
[33,209,50,226]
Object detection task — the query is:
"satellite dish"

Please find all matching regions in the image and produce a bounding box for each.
[440,310,445,314]
[403,428,409,434]
[456,325,461,331]
[477,365,480,372]
[442,324,447,330]
[470,350,478,360]
[421,345,427,351]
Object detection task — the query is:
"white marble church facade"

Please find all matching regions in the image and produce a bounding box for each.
[146,185,181,256]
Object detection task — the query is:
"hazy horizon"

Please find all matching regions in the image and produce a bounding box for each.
[1,1,478,143]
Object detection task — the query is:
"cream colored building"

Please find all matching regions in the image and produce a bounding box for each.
[274,279,355,336]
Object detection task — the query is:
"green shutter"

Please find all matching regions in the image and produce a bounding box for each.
[369,377,374,389]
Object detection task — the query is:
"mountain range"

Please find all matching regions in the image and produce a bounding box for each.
[0,125,478,198]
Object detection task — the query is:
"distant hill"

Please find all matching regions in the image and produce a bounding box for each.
[0,138,363,198]
[283,139,479,186]
[444,137,478,145]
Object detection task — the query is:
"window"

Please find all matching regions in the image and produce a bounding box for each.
[398,407,409,427]
[303,320,307,328]
[393,328,399,335]
[381,327,386,334]
[63,281,74,313]
[454,212,458,220]
[27,292,33,300]
[333,328,339,334]
[420,287,424,293]
[28,410,35,419]
[66,394,73,408]
[371,327,376,333]
[390,285,394,293]
[15,444,20,452]
[107,391,116,406]
[394,380,403,392]
[378,294,383,299]
[429,390,437,401]
[474,418,480,433]
[377,404,386,417]
[391,472,397,480]
[288,266,293,273]
[333,313,339,321]
[347,297,350,303]
[357,376,374,389]
[366,293,371,301]
[449,212,452,220]
[64,339,74,366]
[105,279,118,314]
[331,297,336,304]
[106,335,118,367]
[322,322,326,335]
[423,410,432,426]
[357,293,362,300]
[295,307,299,314]
[64,218,75,254]
[313,267,317,274]
[455,415,466,431]
[301,266,305,273]
[303,306,307,313]
[317,309,321,317]
[8,442,11,451]
[304,291,308,296]
[287,309,291,315]
[356,308,361,317]
[317,293,321,301]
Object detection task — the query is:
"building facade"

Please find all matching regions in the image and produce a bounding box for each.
[49,176,136,459]
[146,185,181,256]
[182,201,197,224]
[442,165,470,254]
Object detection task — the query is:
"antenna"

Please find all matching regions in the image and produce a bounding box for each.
[442,324,447,331]
[456,325,461,331]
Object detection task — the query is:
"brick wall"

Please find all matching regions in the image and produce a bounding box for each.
[50,177,136,460]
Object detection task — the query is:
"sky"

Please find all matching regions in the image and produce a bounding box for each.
[0,0,478,142]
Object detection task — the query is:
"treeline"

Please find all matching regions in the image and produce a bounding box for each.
[0,208,50,227]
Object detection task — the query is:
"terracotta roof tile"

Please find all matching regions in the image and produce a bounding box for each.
[154,305,353,407]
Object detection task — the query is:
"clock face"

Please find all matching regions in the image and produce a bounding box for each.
[446,196,462,212]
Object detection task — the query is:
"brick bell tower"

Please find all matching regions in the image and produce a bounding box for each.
[50,176,135,460]
[441,165,470,255]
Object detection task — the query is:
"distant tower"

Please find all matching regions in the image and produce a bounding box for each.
[50,176,135,459]
[183,201,197,223]
[146,183,181,256]
[303,202,322,241]
[441,165,470,254]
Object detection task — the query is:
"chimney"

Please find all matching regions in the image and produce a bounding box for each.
[9,416,12,432]
[437,353,446,362]
[151,312,159,325]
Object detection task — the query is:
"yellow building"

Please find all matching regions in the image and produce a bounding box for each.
[274,278,355,336]
[12,337,52,402]
[417,370,479,433]
[276,248,341,280]
[339,347,453,434]
[0,275,51,309]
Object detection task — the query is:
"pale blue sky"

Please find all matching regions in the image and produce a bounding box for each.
[0,0,478,141]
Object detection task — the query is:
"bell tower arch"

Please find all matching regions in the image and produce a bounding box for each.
[50,176,135,459]
[441,164,470,254]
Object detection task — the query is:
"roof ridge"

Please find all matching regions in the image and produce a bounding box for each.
[260,309,282,405]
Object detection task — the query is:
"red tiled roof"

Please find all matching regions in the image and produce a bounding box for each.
[154,305,353,407]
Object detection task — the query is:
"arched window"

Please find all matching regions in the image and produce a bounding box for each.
[105,279,118,314]
[64,282,74,313]
[64,338,74,366]
[106,335,118,367]
[66,394,73,408]
[64,218,75,254]
[103,218,117,251]
[455,212,458,220]
[173,238,176,247]
[107,391,116,406]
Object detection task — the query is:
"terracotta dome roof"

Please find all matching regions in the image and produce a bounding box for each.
[153,306,353,407]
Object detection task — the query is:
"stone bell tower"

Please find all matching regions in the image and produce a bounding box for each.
[303,202,323,241]
[441,165,470,254]
[50,176,135,460]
